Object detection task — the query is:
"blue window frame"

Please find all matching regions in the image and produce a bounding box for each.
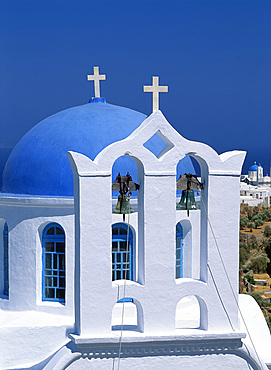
[176,223,183,278]
[3,223,9,297]
[42,223,65,302]
[112,223,133,281]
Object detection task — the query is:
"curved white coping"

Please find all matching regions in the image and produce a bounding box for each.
[0,194,74,208]
[69,331,246,344]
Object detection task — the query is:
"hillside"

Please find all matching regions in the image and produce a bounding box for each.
[239,204,271,331]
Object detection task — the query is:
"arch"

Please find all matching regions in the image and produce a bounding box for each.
[175,295,207,330]
[112,155,138,189]
[42,223,66,303]
[111,155,143,212]
[176,220,193,279]
[175,222,183,278]
[176,154,205,281]
[176,155,201,209]
[112,223,134,281]
[111,297,143,332]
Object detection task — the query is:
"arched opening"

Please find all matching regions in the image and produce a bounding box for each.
[175,222,183,278]
[111,298,143,332]
[176,155,201,210]
[112,156,139,215]
[176,155,205,281]
[175,295,207,330]
[112,223,134,281]
[42,223,66,303]
[0,219,8,298]
[111,154,144,284]
[176,220,193,279]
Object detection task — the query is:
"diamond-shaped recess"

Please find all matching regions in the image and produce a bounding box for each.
[143,130,174,159]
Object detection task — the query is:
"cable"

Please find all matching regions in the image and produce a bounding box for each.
[201,196,264,369]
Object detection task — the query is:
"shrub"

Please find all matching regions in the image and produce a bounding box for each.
[247,256,269,274]
[252,214,263,221]
[240,217,249,229]
[244,274,256,285]
[240,247,250,266]
[240,242,250,253]
[254,218,264,228]
[248,222,255,229]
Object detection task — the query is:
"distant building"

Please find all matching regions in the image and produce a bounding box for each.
[240,183,270,207]
[240,162,271,206]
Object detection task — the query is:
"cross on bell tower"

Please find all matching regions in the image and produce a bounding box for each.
[143,76,168,112]
[87,66,106,98]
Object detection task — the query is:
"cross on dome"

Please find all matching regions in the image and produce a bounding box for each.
[143,76,168,112]
[87,66,106,98]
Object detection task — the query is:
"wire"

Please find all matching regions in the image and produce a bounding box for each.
[201,196,264,369]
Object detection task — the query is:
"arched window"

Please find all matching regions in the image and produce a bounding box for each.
[42,223,65,302]
[3,223,9,297]
[112,223,133,281]
[176,223,183,278]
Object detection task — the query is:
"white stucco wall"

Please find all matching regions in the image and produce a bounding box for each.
[0,196,75,315]
[68,110,246,340]
[2,110,269,370]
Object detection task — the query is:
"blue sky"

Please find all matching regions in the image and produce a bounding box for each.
[0,0,270,181]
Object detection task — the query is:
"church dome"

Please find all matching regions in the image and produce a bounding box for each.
[2,101,148,196]
[2,99,196,197]
[249,163,258,172]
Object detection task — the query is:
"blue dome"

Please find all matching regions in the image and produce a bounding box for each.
[2,102,148,196]
[2,100,196,196]
[249,163,258,172]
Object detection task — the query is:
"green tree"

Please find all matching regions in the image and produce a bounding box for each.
[247,221,255,229]
[254,218,264,229]
[240,217,248,229]
[247,256,269,273]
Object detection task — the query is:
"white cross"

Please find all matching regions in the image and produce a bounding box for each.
[143,76,168,112]
[87,66,106,98]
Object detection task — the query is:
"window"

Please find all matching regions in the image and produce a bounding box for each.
[42,223,65,302]
[176,223,183,278]
[112,223,133,281]
[3,223,8,297]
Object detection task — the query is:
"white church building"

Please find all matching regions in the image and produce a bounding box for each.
[240,162,271,207]
[0,67,271,369]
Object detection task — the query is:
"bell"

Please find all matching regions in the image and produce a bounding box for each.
[176,190,198,211]
[112,173,139,220]
[176,173,203,215]
[113,193,134,215]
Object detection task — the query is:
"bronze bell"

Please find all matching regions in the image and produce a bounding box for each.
[112,173,139,220]
[176,190,198,210]
[176,173,203,215]
[114,193,134,215]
